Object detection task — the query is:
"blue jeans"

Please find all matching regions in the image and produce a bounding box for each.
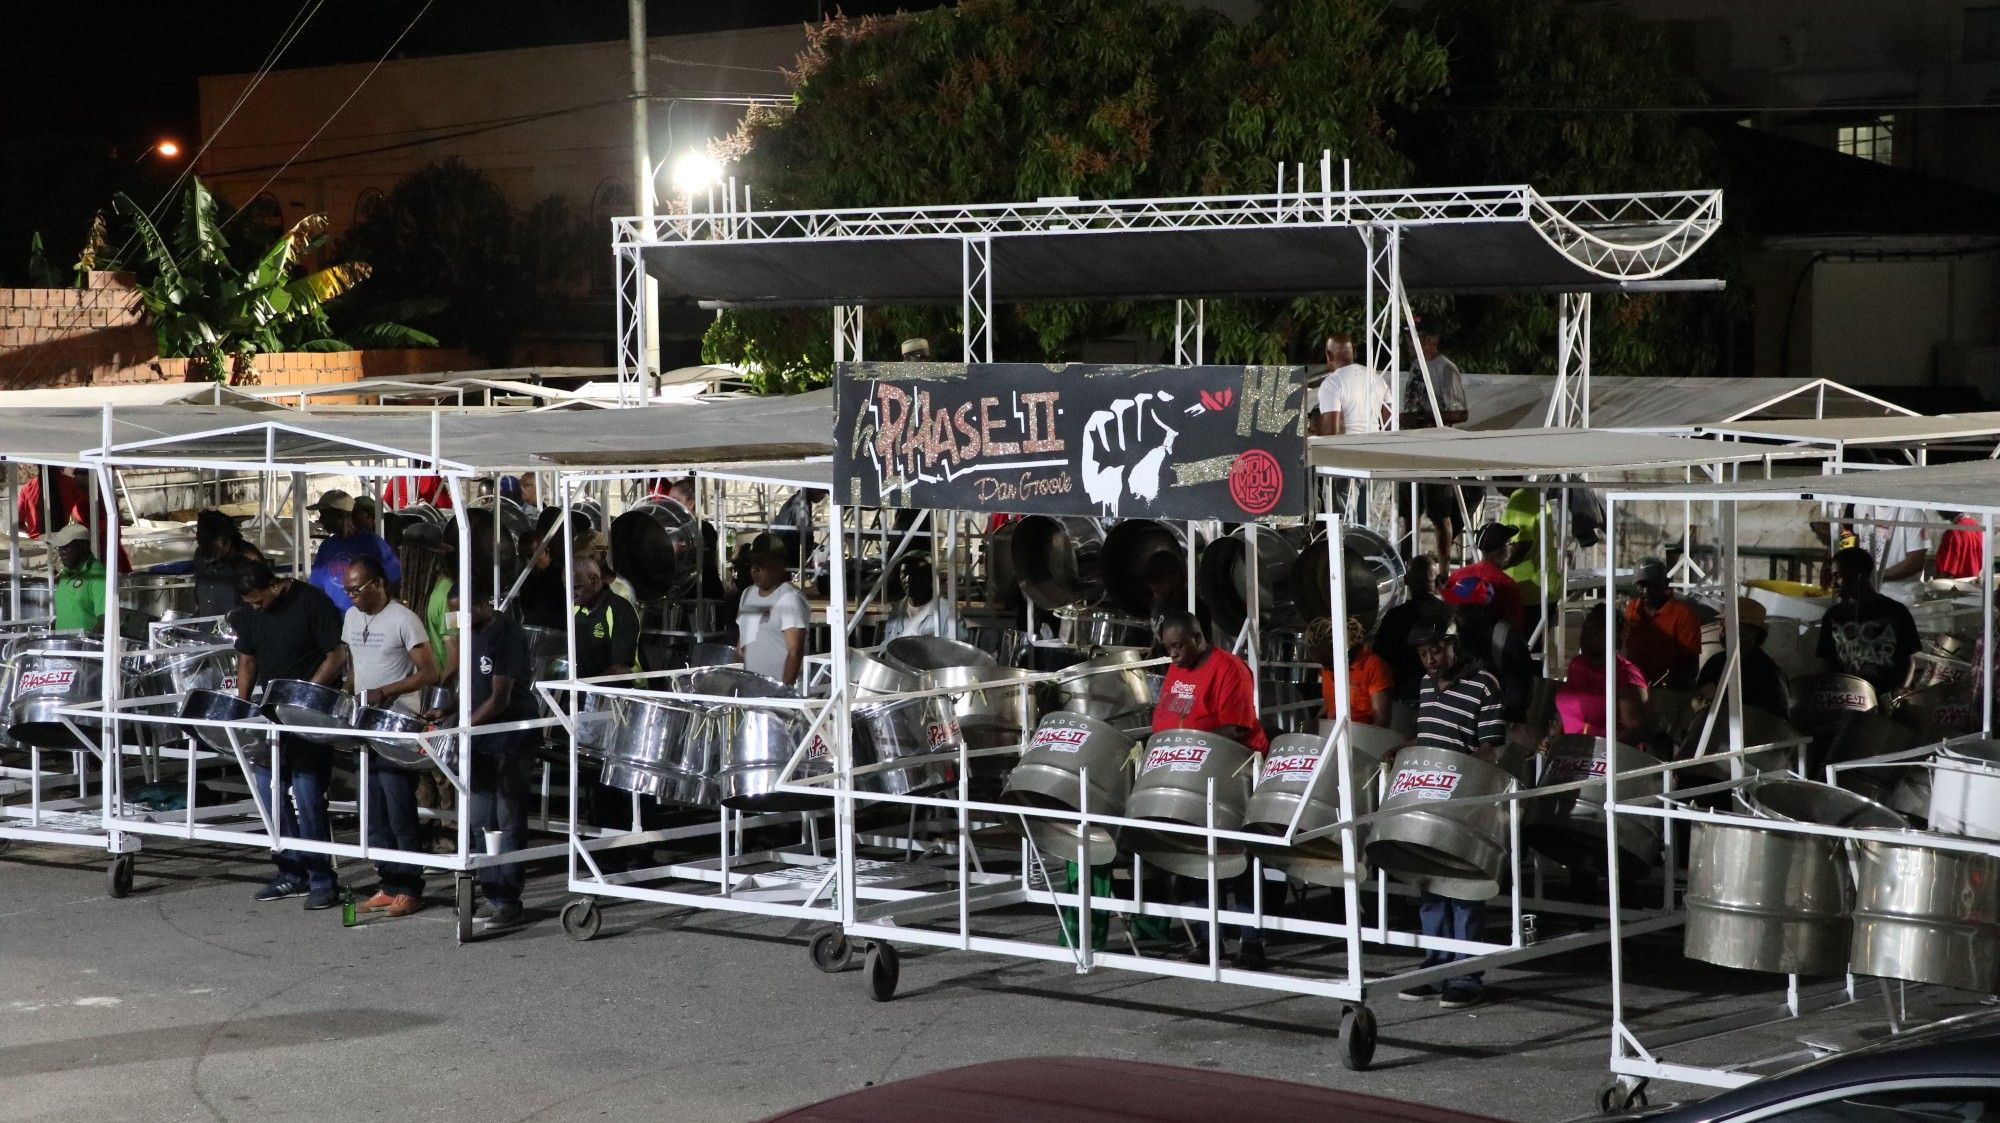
[367,765,427,898]
[1418,891,1486,992]
[468,733,534,907]
[253,736,336,893]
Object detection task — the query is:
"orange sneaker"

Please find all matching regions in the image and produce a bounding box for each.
[358,890,396,912]
[384,894,426,918]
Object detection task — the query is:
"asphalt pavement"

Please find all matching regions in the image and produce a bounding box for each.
[0,837,1961,1123]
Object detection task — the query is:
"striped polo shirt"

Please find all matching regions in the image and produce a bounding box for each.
[1415,664,1506,755]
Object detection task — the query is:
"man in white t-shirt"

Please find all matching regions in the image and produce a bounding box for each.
[333,554,438,918]
[736,534,812,688]
[1313,332,1391,437]
[880,553,963,643]
[1846,503,1931,587]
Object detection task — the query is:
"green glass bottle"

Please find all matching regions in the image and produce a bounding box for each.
[340,887,357,927]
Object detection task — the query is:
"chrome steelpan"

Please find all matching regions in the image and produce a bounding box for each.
[1364,744,1517,901]
[1242,725,1401,885]
[1124,729,1257,878]
[6,633,104,749]
[1000,712,1134,865]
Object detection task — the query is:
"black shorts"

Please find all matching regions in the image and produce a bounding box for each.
[1397,484,1481,528]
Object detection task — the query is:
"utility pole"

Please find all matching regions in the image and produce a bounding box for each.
[629,0,660,398]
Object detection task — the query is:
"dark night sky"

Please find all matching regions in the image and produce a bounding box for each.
[1,1,932,283]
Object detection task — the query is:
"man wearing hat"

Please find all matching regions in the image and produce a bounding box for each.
[1623,556,1701,689]
[1398,609,1505,1009]
[736,532,812,688]
[1697,597,1790,718]
[49,523,106,632]
[1445,523,1525,631]
[309,488,401,613]
[899,337,933,362]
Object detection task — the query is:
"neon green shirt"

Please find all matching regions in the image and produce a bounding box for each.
[1500,489,1546,594]
[424,577,455,673]
[53,559,106,631]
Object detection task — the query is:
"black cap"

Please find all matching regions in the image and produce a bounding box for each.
[1475,522,1516,553]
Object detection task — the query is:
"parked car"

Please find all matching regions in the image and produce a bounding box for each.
[1592,1012,2000,1122]
[757,1056,1509,1123]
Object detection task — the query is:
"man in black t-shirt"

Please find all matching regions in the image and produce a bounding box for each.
[1817,547,1919,694]
[432,571,540,932]
[1374,555,1441,721]
[229,561,346,910]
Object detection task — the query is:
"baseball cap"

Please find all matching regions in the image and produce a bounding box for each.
[48,523,90,548]
[745,531,790,566]
[1442,570,1496,607]
[1407,608,1456,648]
[1635,556,1669,585]
[1475,522,1516,553]
[314,489,355,512]
[900,337,931,358]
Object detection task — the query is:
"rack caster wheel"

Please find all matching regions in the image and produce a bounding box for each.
[1597,1079,1648,1113]
[865,941,900,1002]
[454,875,475,945]
[561,898,602,942]
[107,854,135,899]
[810,929,855,973]
[1338,1004,1377,1071]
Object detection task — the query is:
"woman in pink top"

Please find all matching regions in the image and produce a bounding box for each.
[1550,603,1647,743]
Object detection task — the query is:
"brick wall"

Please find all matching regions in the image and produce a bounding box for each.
[0,272,473,390]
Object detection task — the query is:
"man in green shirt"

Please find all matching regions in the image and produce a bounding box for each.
[1498,487,1549,634]
[49,523,106,632]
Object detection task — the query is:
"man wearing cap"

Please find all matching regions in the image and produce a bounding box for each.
[1818,546,1920,694]
[880,553,962,643]
[1623,556,1701,689]
[737,534,812,688]
[310,489,401,613]
[1445,523,1525,631]
[1697,597,1790,717]
[49,523,106,632]
[900,337,933,362]
[1399,610,1505,1009]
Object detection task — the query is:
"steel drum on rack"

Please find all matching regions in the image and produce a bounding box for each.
[1291,525,1406,631]
[925,663,1038,798]
[1788,673,1877,739]
[1010,515,1106,612]
[1050,648,1153,726]
[849,648,918,698]
[1012,637,1087,674]
[1893,680,1979,744]
[259,679,355,744]
[882,635,997,677]
[347,705,437,770]
[1522,736,1665,873]
[1197,526,1304,639]
[1101,520,1198,619]
[1000,712,1135,865]
[1241,725,1401,885]
[1683,776,1905,976]
[850,696,959,797]
[176,688,267,756]
[1123,730,1258,878]
[6,633,105,749]
[599,694,716,805]
[698,667,821,812]
[1850,833,2000,992]
[609,496,700,602]
[124,645,236,712]
[1674,706,1804,787]
[984,519,1024,610]
[1364,745,1517,900]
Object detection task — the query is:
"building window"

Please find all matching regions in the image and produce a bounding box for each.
[1836,116,1895,164]
[1966,6,2000,61]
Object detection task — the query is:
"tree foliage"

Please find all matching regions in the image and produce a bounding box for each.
[338,158,595,365]
[111,179,430,384]
[705,0,1730,391]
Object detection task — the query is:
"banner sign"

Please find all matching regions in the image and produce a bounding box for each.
[833,361,1308,520]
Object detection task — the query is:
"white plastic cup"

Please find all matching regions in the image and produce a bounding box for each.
[483,829,503,856]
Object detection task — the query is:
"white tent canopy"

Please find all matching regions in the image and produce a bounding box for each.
[1310,426,1824,481]
[1459,374,1909,432]
[1609,458,2000,517]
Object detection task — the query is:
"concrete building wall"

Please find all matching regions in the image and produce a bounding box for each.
[193,25,805,231]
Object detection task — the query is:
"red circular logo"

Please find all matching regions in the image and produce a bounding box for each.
[1227,450,1285,515]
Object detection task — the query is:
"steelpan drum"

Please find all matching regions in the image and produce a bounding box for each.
[259,678,354,744]
[1241,725,1401,886]
[1051,648,1153,725]
[1683,776,1905,976]
[1675,706,1804,787]
[925,663,1037,798]
[1523,735,1665,873]
[882,635,996,677]
[700,667,821,812]
[1124,730,1258,878]
[1010,515,1105,612]
[1850,834,2000,992]
[6,633,104,749]
[177,688,267,756]
[1893,681,1979,745]
[349,705,436,769]
[601,694,715,806]
[1364,744,1518,900]
[850,697,958,797]
[999,712,1135,865]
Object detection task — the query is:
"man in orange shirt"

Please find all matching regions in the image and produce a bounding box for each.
[1622,556,1700,688]
[1319,616,1393,727]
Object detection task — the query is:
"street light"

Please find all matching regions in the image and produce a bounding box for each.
[132,139,182,164]
[668,150,725,200]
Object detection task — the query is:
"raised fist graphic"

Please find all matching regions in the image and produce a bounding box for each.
[1081,391,1178,515]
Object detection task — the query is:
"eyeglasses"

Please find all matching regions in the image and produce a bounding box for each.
[341,576,381,596]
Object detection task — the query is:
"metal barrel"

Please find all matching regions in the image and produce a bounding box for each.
[1927,739,2000,839]
[999,712,1135,866]
[1124,730,1258,878]
[1363,744,1517,901]
[1683,776,1905,976]
[1522,735,1665,873]
[1240,726,1400,885]
[1850,834,2000,991]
